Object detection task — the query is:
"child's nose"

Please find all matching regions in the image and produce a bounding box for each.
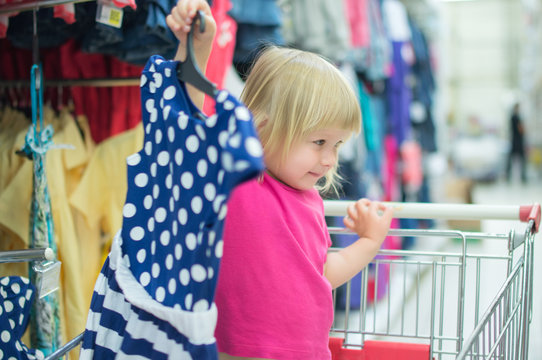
[321,150,337,167]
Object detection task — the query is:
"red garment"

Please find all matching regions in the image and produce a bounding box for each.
[53,4,76,24]
[383,134,399,201]
[109,57,142,137]
[0,39,30,80]
[111,0,137,10]
[57,40,107,143]
[345,0,370,47]
[0,0,21,38]
[58,40,144,143]
[400,140,423,191]
[0,40,30,108]
[0,15,8,38]
[203,0,236,115]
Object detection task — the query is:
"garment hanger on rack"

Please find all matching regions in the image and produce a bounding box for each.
[176,10,218,98]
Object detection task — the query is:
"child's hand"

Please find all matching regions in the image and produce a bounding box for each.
[343,199,393,243]
[166,0,216,53]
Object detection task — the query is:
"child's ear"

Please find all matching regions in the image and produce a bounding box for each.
[256,114,269,132]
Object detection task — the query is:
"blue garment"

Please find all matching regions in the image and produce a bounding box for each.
[0,276,43,360]
[233,24,284,64]
[408,18,437,153]
[81,0,178,65]
[229,0,282,26]
[6,6,94,49]
[81,55,264,359]
[229,0,284,71]
[81,233,221,359]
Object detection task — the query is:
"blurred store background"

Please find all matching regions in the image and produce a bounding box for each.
[0,0,541,358]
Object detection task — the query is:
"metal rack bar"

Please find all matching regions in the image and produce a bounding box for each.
[0,77,140,88]
[0,0,94,15]
[0,247,54,263]
[44,332,84,360]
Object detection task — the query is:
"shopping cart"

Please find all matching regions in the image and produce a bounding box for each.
[325,201,540,360]
[36,201,540,360]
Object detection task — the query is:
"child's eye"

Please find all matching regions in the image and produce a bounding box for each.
[335,140,344,148]
[313,139,326,146]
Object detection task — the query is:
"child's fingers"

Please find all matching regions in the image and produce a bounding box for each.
[167,5,189,33]
[180,0,210,21]
[346,203,359,221]
[369,200,380,214]
[354,198,370,215]
[166,14,181,32]
[343,215,354,230]
[382,205,394,221]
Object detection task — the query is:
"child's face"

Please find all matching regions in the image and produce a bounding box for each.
[265,128,350,191]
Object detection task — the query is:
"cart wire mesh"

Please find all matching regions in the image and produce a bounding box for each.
[326,201,539,360]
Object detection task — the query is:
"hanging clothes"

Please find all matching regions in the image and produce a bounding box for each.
[202,0,237,115]
[18,65,61,355]
[0,105,95,355]
[70,122,144,273]
[408,18,437,153]
[229,0,285,77]
[382,0,413,147]
[0,107,31,281]
[5,6,94,47]
[80,55,264,359]
[0,276,44,360]
[281,0,349,64]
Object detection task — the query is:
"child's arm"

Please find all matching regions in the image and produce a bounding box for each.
[166,0,216,110]
[324,199,393,289]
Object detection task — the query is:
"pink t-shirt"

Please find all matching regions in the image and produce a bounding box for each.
[215,172,333,359]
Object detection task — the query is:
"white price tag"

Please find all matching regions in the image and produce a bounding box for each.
[96,3,124,29]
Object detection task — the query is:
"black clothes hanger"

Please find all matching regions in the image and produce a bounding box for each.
[176,10,218,98]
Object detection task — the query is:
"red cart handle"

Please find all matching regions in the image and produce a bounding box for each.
[519,203,541,233]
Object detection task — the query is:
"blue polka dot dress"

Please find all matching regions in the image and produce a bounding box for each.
[80,55,264,359]
[0,276,43,360]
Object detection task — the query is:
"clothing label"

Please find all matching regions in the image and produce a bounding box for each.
[96,3,124,28]
[33,261,61,298]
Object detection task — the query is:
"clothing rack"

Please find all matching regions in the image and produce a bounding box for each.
[0,78,140,88]
[0,0,94,15]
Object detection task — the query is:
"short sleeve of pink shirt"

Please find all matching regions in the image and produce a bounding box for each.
[215,172,333,360]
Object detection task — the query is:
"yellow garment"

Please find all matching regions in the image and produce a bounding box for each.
[0,106,94,353]
[0,107,30,278]
[65,114,100,311]
[0,107,29,192]
[70,122,143,264]
[0,107,34,279]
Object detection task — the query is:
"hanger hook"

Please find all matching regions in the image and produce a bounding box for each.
[193,10,206,34]
[177,9,217,98]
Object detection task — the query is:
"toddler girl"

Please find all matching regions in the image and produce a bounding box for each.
[168,3,393,359]
[214,46,393,359]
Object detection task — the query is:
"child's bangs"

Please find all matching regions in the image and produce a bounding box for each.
[306,66,361,196]
[303,67,361,135]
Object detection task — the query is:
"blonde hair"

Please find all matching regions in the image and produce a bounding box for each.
[241,46,362,193]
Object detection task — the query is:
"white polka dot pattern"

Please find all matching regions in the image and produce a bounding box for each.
[0,277,42,359]
[120,55,264,310]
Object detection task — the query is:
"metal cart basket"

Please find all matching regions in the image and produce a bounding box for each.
[325,201,540,360]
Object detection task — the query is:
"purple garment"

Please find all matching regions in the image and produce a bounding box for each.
[386,41,412,146]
